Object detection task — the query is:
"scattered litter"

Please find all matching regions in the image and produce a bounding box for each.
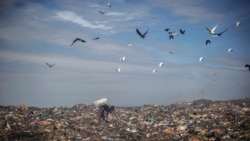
[0,98,249,140]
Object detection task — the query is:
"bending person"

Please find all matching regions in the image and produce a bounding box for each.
[98,104,115,122]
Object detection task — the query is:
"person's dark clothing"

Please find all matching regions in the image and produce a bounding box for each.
[98,104,114,122]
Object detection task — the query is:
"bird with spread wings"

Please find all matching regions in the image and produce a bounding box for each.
[46,62,56,68]
[70,38,86,47]
[136,28,149,39]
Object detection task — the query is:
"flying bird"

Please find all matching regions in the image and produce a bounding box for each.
[228,48,233,52]
[169,51,173,54]
[127,42,132,47]
[169,31,177,39]
[98,10,105,15]
[152,69,158,74]
[120,56,126,62]
[213,28,228,37]
[206,25,218,35]
[93,37,100,40]
[136,28,149,39]
[169,35,174,39]
[206,40,211,45]
[199,57,204,62]
[245,64,250,71]
[170,31,178,36]
[236,21,241,27]
[116,67,121,73]
[180,29,185,34]
[46,62,56,68]
[106,0,111,9]
[159,62,164,67]
[70,38,86,46]
[164,28,170,32]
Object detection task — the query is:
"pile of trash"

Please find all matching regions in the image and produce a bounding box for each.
[0,98,249,141]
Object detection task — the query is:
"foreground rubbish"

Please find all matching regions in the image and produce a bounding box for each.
[0,98,250,141]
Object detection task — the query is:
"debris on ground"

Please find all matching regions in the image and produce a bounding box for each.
[0,98,249,141]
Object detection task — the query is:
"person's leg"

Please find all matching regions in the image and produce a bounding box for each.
[98,107,104,122]
[101,110,105,121]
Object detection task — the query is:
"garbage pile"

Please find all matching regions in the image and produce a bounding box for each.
[0,98,249,141]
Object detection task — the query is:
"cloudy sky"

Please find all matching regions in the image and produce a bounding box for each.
[0,0,249,107]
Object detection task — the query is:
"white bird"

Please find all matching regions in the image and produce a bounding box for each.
[127,42,132,47]
[159,62,164,67]
[152,69,158,73]
[120,56,126,62]
[236,21,241,27]
[170,31,178,36]
[106,0,111,9]
[169,31,178,39]
[116,67,121,73]
[199,57,204,62]
[228,48,233,52]
[206,25,218,35]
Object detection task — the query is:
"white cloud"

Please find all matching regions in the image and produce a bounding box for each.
[54,10,113,30]
[150,0,224,24]
[106,12,125,16]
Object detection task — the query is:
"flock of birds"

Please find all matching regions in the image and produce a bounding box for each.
[164,28,185,40]
[45,2,249,74]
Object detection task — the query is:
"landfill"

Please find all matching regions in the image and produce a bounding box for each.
[0,98,249,141]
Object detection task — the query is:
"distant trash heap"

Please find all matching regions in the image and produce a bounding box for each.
[0,98,250,141]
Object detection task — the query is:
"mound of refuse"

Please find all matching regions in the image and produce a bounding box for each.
[0,98,250,141]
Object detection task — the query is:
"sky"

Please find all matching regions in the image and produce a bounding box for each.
[0,0,249,107]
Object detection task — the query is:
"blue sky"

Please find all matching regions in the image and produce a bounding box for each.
[0,0,249,107]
